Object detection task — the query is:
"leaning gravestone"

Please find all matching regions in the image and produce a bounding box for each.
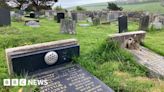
[118,15,128,33]
[0,8,11,26]
[139,15,149,31]
[57,12,65,23]
[60,19,76,34]
[5,39,114,92]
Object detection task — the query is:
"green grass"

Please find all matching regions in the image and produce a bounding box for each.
[0,18,164,92]
[144,30,164,56]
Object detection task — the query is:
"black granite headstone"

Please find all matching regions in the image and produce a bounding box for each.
[71,13,78,23]
[0,8,11,26]
[30,12,35,18]
[6,39,114,92]
[31,64,114,92]
[139,15,149,31]
[118,15,128,33]
[57,13,65,23]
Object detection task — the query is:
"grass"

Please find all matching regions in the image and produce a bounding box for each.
[0,18,164,92]
[120,2,164,13]
[76,2,164,13]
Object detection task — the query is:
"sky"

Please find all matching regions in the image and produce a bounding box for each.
[53,0,116,8]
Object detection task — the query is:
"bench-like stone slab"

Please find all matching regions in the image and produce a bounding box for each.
[108,31,146,49]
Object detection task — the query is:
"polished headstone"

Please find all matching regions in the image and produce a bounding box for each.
[57,13,65,23]
[31,64,114,92]
[0,8,11,26]
[118,15,128,33]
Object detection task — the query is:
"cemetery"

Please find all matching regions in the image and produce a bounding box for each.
[0,0,164,92]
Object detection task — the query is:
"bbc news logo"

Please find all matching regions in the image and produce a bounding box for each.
[3,79,48,86]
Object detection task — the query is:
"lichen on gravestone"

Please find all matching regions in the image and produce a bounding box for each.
[60,19,76,35]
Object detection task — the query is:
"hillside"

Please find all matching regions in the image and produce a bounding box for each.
[69,2,164,13]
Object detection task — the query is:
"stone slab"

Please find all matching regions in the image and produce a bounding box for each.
[108,31,146,48]
[6,39,79,75]
[128,46,164,79]
[30,64,114,92]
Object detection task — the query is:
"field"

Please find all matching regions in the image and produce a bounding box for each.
[0,18,164,92]
[74,2,164,13]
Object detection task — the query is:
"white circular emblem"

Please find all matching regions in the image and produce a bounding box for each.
[44,51,58,65]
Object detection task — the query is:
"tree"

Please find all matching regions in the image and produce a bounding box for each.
[5,0,58,11]
[107,3,123,11]
[0,0,10,8]
[76,6,86,11]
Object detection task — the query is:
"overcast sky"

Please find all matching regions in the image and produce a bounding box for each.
[54,0,116,8]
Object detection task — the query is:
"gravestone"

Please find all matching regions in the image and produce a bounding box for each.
[60,19,76,34]
[30,12,35,18]
[77,13,87,21]
[151,16,162,30]
[11,13,23,22]
[108,13,115,22]
[57,12,65,23]
[139,15,149,31]
[92,17,100,26]
[0,8,11,26]
[87,17,93,23]
[5,39,114,92]
[25,20,40,27]
[17,10,24,15]
[71,12,77,23]
[100,13,108,23]
[118,15,128,33]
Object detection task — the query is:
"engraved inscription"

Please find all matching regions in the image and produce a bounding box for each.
[32,64,113,92]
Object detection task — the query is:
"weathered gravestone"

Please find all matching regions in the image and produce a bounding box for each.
[0,8,11,26]
[71,12,78,23]
[151,16,163,30]
[107,13,115,22]
[57,13,65,23]
[92,17,100,26]
[77,13,87,21]
[100,13,108,23]
[11,13,23,22]
[139,15,149,31]
[17,10,24,15]
[60,19,76,34]
[25,20,40,27]
[5,39,114,92]
[118,15,128,33]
